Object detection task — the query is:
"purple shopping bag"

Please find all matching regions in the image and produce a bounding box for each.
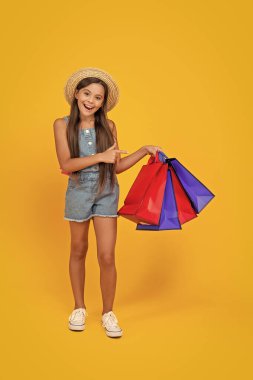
[159,152,215,213]
[136,167,182,231]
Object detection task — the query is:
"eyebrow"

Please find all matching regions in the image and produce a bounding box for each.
[83,89,103,97]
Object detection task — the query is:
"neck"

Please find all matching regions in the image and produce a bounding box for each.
[79,114,95,123]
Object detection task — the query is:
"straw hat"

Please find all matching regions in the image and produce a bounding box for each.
[64,67,119,112]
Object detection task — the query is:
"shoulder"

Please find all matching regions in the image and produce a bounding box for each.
[107,118,115,129]
[107,118,117,134]
[53,117,68,131]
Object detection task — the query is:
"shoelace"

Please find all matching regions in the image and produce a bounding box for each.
[103,312,118,327]
[70,309,88,321]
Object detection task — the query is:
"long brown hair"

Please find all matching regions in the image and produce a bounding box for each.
[66,77,117,195]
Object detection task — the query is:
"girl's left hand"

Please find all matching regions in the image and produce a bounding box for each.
[144,145,163,156]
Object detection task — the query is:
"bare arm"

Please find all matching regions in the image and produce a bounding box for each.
[53,118,158,174]
[116,146,148,174]
[53,118,102,172]
[61,155,101,173]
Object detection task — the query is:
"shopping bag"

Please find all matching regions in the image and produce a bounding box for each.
[136,152,197,230]
[159,152,215,213]
[169,165,198,224]
[136,150,213,231]
[117,152,168,225]
[136,168,182,230]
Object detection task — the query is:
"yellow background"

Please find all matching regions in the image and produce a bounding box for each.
[1,0,252,378]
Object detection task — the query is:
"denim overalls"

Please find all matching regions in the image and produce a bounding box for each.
[63,115,120,222]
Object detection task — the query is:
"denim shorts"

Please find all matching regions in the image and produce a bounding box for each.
[64,171,120,222]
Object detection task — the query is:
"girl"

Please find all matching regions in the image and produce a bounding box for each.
[53,67,162,338]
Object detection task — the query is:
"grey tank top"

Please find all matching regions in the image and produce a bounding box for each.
[64,115,99,173]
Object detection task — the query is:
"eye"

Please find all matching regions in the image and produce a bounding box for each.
[96,97,101,100]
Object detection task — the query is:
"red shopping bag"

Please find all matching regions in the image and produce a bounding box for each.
[170,166,197,224]
[118,152,167,224]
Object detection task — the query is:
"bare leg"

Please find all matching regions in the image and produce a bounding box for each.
[69,220,90,309]
[92,216,118,315]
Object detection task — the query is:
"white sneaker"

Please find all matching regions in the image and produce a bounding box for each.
[68,307,88,331]
[101,311,123,338]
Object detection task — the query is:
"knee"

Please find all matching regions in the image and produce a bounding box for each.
[98,252,115,267]
[70,241,88,260]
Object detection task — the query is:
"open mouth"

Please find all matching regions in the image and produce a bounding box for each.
[83,104,94,111]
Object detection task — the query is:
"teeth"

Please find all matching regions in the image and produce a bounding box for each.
[84,104,93,110]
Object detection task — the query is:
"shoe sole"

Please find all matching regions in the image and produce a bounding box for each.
[104,328,123,338]
[68,322,85,331]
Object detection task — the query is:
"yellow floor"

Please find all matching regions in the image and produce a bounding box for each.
[2,290,252,379]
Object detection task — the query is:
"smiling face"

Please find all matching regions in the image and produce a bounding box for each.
[74,83,105,116]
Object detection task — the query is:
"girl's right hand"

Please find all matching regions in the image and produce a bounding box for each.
[99,142,129,163]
